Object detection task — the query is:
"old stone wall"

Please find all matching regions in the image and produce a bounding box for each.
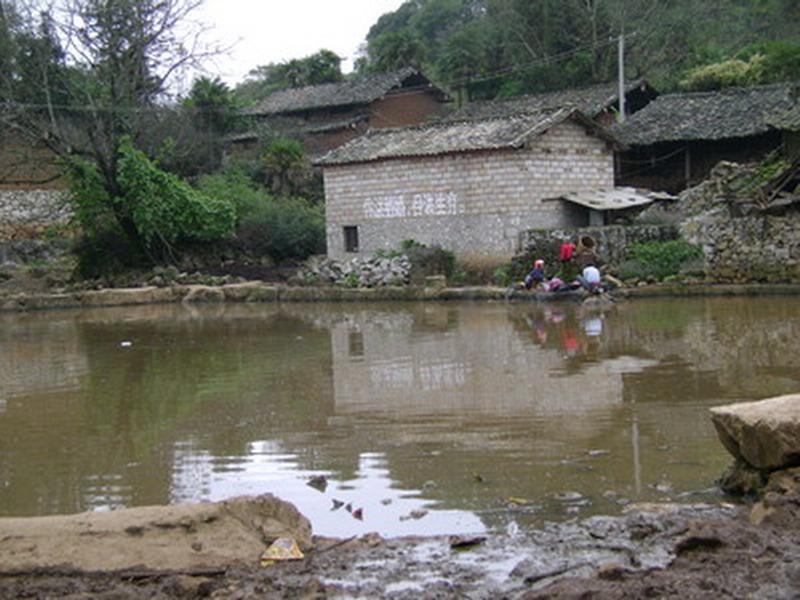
[682,212,800,282]
[324,121,614,259]
[0,190,71,241]
[520,223,679,267]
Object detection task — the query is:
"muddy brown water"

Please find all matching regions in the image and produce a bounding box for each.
[1,298,798,538]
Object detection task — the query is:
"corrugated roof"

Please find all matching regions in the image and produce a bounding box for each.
[244,68,424,116]
[612,83,797,146]
[315,108,619,166]
[445,79,650,121]
[557,187,674,211]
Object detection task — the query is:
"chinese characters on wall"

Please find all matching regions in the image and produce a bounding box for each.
[363,192,462,220]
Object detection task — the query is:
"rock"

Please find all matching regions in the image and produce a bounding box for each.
[0,494,312,572]
[183,285,227,304]
[710,395,800,470]
[718,459,768,495]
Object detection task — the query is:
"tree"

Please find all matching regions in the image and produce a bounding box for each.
[262,138,311,198]
[0,0,226,259]
[184,75,237,134]
[235,49,343,105]
[367,30,427,72]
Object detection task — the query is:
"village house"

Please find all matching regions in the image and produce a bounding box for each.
[445,79,658,127]
[315,107,621,260]
[231,68,450,158]
[612,83,799,192]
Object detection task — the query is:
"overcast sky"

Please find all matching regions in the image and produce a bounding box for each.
[195,0,407,86]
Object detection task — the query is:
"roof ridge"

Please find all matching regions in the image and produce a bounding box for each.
[655,81,798,100]
[360,106,568,136]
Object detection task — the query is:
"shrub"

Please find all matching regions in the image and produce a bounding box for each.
[235,197,325,262]
[626,240,703,281]
[404,242,456,283]
[196,170,267,222]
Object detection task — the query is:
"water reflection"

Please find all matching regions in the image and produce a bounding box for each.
[1,298,799,536]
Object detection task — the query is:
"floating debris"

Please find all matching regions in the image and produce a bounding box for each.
[307,475,328,493]
[119,341,133,348]
[588,449,611,457]
[506,496,531,507]
[352,508,364,521]
[380,498,392,506]
[331,499,344,511]
[344,503,353,513]
[400,509,428,521]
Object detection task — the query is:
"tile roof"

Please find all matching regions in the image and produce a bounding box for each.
[770,104,800,132]
[444,79,650,121]
[244,68,424,116]
[612,83,798,146]
[315,108,618,166]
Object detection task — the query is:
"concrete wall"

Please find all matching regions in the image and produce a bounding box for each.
[0,190,71,242]
[324,121,614,259]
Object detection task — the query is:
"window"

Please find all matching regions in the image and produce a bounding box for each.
[343,226,359,253]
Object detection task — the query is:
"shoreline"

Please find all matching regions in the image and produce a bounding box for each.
[3,281,800,313]
[0,486,796,599]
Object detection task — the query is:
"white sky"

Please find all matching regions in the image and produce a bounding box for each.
[195,0,407,86]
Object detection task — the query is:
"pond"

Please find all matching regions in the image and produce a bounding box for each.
[1,298,798,538]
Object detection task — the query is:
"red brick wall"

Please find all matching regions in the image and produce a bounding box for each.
[367,89,447,129]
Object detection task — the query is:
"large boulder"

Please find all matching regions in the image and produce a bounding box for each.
[0,494,312,573]
[710,394,800,471]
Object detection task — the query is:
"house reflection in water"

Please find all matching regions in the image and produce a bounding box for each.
[329,304,654,421]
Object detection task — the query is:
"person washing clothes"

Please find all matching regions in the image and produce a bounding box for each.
[524,259,546,290]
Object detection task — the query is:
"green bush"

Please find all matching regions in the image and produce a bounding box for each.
[626,240,703,281]
[195,169,267,221]
[236,197,325,262]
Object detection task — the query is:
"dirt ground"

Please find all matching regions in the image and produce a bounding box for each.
[2,481,800,599]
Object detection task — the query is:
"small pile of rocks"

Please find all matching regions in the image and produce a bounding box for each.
[299,255,411,288]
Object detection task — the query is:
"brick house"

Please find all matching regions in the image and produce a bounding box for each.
[232,68,449,158]
[613,83,798,192]
[316,108,620,260]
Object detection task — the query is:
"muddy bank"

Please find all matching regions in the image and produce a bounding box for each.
[2,492,800,599]
[2,281,800,313]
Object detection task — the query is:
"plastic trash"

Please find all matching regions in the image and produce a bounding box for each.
[260,538,304,567]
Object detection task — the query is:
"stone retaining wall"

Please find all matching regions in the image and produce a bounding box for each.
[682,212,800,283]
[0,190,71,241]
[520,224,679,267]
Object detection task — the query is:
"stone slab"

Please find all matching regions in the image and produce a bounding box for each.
[0,494,312,573]
[710,394,800,470]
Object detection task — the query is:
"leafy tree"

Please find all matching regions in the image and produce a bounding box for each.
[71,138,235,266]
